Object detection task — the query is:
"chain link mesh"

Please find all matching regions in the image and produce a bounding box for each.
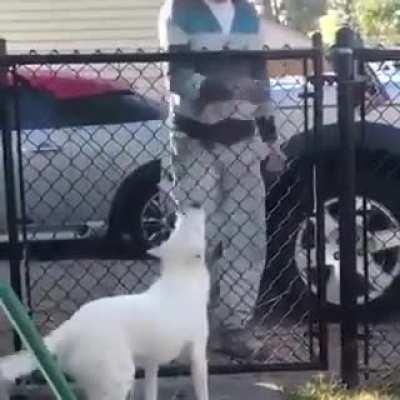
[0,50,324,370]
[356,55,400,382]
[3,45,400,383]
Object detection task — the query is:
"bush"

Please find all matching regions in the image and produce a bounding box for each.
[286,376,400,400]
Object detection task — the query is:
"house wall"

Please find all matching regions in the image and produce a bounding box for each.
[0,0,163,52]
[0,1,315,76]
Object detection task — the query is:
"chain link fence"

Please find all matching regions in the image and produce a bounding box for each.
[353,49,400,382]
[0,46,328,374]
[4,30,400,388]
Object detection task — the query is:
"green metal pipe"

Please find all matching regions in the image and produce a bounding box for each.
[0,281,76,400]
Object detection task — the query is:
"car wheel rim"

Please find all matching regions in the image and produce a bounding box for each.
[140,189,177,246]
[295,196,400,305]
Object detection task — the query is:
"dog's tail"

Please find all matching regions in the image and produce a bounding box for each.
[0,322,68,383]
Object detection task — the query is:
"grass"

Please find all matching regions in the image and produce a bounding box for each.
[285,375,400,400]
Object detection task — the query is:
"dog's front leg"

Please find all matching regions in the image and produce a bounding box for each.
[190,341,209,400]
[144,362,159,400]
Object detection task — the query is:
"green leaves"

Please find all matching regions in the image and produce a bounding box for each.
[264,0,400,44]
[355,0,400,44]
[323,0,400,45]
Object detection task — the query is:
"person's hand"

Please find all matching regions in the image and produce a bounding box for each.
[232,78,266,104]
[199,77,234,103]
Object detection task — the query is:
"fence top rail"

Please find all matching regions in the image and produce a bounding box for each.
[0,48,320,66]
[354,47,400,62]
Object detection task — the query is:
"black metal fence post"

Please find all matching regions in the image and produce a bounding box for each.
[335,27,359,388]
[312,32,328,370]
[0,39,6,79]
[0,62,23,351]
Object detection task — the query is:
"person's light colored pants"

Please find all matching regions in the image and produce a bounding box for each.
[162,131,267,330]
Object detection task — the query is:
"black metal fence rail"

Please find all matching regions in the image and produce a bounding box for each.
[0,48,321,65]
[355,48,400,62]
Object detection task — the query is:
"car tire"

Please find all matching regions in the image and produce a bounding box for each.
[108,181,176,251]
[107,160,176,251]
[127,183,176,250]
[258,151,400,323]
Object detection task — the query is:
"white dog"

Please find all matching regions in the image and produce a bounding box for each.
[0,205,210,400]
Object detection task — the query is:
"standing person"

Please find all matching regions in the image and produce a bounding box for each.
[158,0,283,358]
